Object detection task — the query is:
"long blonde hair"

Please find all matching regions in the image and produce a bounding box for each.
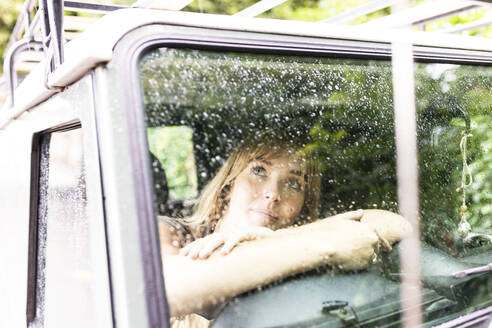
[186,133,321,237]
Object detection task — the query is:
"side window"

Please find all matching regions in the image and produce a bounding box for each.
[27,124,100,328]
[139,46,492,327]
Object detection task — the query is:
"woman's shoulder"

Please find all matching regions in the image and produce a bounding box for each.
[158,216,195,253]
[158,216,192,233]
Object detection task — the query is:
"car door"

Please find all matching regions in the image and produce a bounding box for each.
[90,21,492,327]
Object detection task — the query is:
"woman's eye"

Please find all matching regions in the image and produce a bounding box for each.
[252,166,267,176]
[287,178,301,190]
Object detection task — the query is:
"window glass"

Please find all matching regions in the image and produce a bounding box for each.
[139,47,492,327]
[141,49,396,215]
[30,127,99,328]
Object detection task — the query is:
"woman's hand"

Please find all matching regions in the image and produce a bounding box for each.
[306,219,380,270]
[179,226,274,260]
[313,209,411,257]
[359,209,413,249]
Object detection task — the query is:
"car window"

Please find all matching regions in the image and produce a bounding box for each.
[27,125,104,328]
[139,47,492,326]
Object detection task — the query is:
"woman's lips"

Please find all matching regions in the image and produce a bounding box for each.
[251,209,278,221]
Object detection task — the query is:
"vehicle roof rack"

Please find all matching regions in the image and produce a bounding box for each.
[1,0,491,108]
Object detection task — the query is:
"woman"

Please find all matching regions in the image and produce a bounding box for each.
[157,133,411,326]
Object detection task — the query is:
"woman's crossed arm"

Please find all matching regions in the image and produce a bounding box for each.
[159,209,411,318]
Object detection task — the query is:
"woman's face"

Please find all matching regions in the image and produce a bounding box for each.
[221,155,306,231]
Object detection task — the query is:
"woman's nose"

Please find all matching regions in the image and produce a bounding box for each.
[263,183,281,202]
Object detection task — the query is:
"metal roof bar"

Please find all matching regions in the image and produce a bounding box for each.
[362,0,478,28]
[8,1,128,49]
[320,0,403,24]
[443,15,492,32]
[2,40,43,107]
[3,0,134,108]
[26,9,42,40]
[234,0,288,17]
[64,1,127,13]
[40,0,65,70]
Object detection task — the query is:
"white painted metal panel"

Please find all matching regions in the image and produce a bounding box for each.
[0,75,112,328]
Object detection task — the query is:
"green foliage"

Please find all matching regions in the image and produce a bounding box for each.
[148,126,198,201]
[425,7,492,37]
[147,126,198,200]
[469,115,492,230]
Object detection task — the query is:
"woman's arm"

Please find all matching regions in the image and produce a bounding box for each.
[287,209,412,250]
[159,218,379,318]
